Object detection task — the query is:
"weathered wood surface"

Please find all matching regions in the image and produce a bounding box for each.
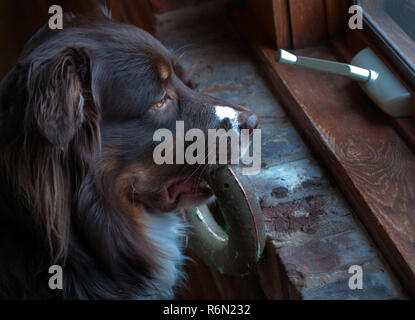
[330,31,415,154]
[157,1,406,299]
[232,9,415,297]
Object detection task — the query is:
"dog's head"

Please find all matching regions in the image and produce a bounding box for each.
[94,24,258,213]
[0,12,260,296]
[12,14,257,213]
[1,13,258,252]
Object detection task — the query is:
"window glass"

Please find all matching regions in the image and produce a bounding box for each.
[360,0,415,78]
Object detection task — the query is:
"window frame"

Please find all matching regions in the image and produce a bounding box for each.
[355,0,415,90]
[232,0,415,298]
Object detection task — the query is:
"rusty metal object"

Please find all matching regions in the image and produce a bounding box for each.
[184,165,266,276]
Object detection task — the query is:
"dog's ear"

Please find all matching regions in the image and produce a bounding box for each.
[27,47,92,148]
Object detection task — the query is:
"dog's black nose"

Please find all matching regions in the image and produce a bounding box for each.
[238,111,259,133]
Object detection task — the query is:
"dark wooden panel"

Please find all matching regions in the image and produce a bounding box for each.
[248,0,347,49]
[0,0,62,78]
[179,250,223,299]
[180,250,266,300]
[110,0,155,33]
[325,0,348,37]
[247,0,291,49]
[272,0,292,49]
[289,0,328,49]
[0,0,153,79]
[149,0,209,14]
[231,11,415,297]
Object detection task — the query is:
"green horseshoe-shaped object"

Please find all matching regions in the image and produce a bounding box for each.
[184,165,266,276]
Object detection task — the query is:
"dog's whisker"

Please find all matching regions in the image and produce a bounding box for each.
[131,184,136,206]
[173,43,199,57]
[193,165,209,193]
[183,133,228,184]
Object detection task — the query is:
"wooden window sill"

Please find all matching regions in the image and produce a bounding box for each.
[231,9,415,297]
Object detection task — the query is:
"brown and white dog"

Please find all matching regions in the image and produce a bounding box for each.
[0,11,257,299]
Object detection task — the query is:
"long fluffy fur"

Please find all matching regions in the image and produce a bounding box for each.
[0,13,187,299]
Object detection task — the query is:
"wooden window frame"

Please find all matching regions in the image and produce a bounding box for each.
[355,0,415,90]
[231,0,415,297]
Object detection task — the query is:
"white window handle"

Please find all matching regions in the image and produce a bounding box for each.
[277,49,374,83]
[276,48,412,118]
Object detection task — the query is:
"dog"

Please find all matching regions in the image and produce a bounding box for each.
[0,11,258,299]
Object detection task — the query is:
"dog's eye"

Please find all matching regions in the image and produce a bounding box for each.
[155,99,165,108]
[153,92,168,109]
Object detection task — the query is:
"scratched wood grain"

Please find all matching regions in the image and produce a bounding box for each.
[232,13,415,296]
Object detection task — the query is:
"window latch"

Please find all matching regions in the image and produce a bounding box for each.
[276,48,412,118]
